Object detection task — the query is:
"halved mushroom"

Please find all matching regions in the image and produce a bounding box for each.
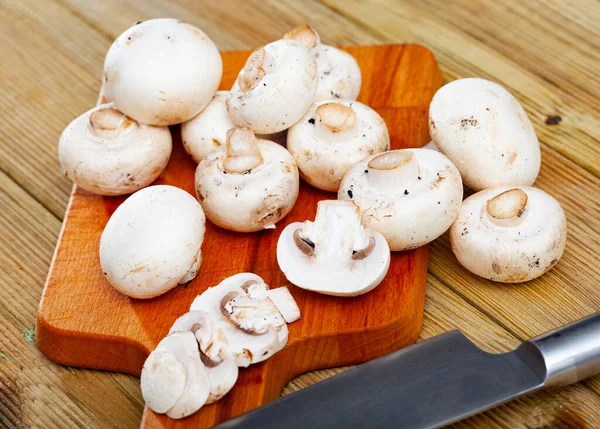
[181,91,235,163]
[284,25,361,101]
[195,127,299,232]
[189,273,298,367]
[287,100,389,192]
[429,78,541,191]
[338,149,463,251]
[141,331,210,419]
[450,186,567,283]
[58,103,172,196]
[100,185,206,298]
[103,18,222,126]
[227,39,318,134]
[277,200,390,296]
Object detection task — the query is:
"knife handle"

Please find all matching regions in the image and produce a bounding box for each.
[523,312,600,387]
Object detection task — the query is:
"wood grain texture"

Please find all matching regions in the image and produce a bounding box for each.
[37,44,440,429]
[0,0,599,428]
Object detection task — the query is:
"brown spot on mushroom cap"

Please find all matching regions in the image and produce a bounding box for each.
[283,25,319,50]
[293,228,315,256]
[315,103,357,135]
[368,151,413,170]
[507,151,518,166]
[352,236,376,260]
[486,188,528,220]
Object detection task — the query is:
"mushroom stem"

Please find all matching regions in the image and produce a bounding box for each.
[238,47,275,92]
[222,127,263,174]
[484,188,529,227]
[283,25,320,51]
[88,105,132,139]
[314,103,358,143]
[366,151,421,190]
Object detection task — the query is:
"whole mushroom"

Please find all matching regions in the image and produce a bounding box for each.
[227,39,318,134]
[287,100,390,192]
[100,185,206,298]
[103,18,222,126]
[195,127,299,232]
[338,149,463,251]
[429,78,541,191]
[450,186,567,282]
[284,25,361,101]
[58,103,172,196]
[181,91,235,163]
[277,200,391,296]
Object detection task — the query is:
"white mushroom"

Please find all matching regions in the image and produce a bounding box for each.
[141,331,210,419]
[227,39,318,134]
[58,103,172,196]
[284,25,361,101]
[450,186,567,283]
[181,91,235,163]
[103,19,222,126]
[99,185,205,298]
[277,200,390,296]
[195,127,299,232]
[429,78,541,191]
[287,100,390,192]
[338,149,463,251]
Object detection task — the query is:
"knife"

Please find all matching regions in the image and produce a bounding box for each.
[215,312,600,429]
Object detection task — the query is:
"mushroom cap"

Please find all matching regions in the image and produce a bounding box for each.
[450,186,567,283]
[103,19,222,126]
[181,91,235,163]
[189,273,289,367]
[58,103,172,196]
[195,138,299,232]
[429,78,541,191]
[277,200,391,296]
[287,100,390,192]
[100,185,206,298]
[227,39,318,134]
[338,149,463,251]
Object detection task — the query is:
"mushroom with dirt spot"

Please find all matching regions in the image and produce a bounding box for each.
[277,200,390,296]
[429,78,541,191]
[287,100,389,192]
[103,18,222,126]
[58,103,172,196]
[227,39,318,134]
[283,25,361,101]
[100,185,206,298]
[339,149,463,251]
[195,127,299,232]
[450,186,567,283]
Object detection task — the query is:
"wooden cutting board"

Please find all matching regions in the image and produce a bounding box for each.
[36,44,441,429]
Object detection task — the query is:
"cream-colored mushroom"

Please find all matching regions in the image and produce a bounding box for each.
[450,186,567,283]
[195,127,299,232]
[58,103,172,196]
[277,200,390,296]
[227,39,318,134]
[284,25,361,101]
[181,91,235,163]
[103,18,222,126]
[287,100,389,192]
[429,78,541,191]
[99,185,205,298]
[338,149,463,251]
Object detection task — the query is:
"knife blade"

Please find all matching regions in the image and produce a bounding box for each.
[215,312,600,429]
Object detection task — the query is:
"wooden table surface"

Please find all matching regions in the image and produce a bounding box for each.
[0,0,598,428]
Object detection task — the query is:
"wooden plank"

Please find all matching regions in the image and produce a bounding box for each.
[0,170,143,428]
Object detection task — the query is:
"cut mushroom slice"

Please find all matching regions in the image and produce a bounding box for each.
[287,100,390,192]
[277,200,390,296]
[261,287,301,324]
[100,185,206,298]
[227,39,318,134]
[450,186,567,283]
[284,25,361,101]
[195,127,299,232]
[181,91,235,163]
[203,348,238,404]
[338,149,463,251]
[429,78,541,191]
[141,331,210,419]
[58,103,172,196]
